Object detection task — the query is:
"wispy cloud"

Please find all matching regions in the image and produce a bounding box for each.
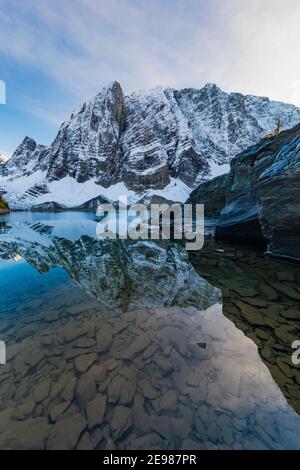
[1,0,298,100]
[0,0,299,146]
[0,0,214,99]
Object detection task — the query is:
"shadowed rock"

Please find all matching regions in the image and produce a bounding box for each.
[186,174,228,217]
[215,123,300,260]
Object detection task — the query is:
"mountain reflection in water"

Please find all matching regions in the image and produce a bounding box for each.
[0,212,299,450]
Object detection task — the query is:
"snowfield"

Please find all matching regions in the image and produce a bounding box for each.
[0,173,192,209]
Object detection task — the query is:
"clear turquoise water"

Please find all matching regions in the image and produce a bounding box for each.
[0,212,299,450]
[0,261,70,317]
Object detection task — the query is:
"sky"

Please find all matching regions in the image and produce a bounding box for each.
[1,0,300,157]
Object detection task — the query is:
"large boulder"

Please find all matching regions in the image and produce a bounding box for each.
[215,123,300,261]
[186,174,228,217]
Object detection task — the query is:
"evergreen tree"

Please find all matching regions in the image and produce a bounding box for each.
[0,194,9,210]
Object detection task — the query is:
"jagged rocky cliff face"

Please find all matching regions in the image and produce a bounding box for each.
[215,123,300,261]
[1,81,300,209]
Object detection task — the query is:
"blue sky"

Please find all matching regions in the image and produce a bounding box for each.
[1,0,300,157]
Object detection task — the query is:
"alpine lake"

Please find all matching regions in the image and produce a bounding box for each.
[0,211,299,450]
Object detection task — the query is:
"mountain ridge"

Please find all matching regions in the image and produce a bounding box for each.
[1,81,300,209]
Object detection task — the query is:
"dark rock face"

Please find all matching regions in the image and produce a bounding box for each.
[215,124,300,260]
[215,194,266,245]
[216,216,265,246]
[46,81,125,185]
[186,174,228,217]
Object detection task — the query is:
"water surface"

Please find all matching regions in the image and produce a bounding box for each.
[0,212,299,450]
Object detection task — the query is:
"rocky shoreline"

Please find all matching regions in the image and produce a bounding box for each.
[190,123,300,262]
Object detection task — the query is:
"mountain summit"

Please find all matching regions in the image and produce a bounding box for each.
[0,153,8,164]
[1,82,300,209]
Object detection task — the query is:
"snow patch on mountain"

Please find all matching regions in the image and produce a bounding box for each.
[0,171,191,209]
[209,161,230,177]
[142,178,191,203]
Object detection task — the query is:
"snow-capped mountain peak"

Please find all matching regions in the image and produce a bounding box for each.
[1,81,300,209]
[0,153,9,164]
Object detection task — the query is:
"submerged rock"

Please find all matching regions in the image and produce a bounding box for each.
[47,413,87,450]
[86,395,107,430]
[110,406,132,440]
